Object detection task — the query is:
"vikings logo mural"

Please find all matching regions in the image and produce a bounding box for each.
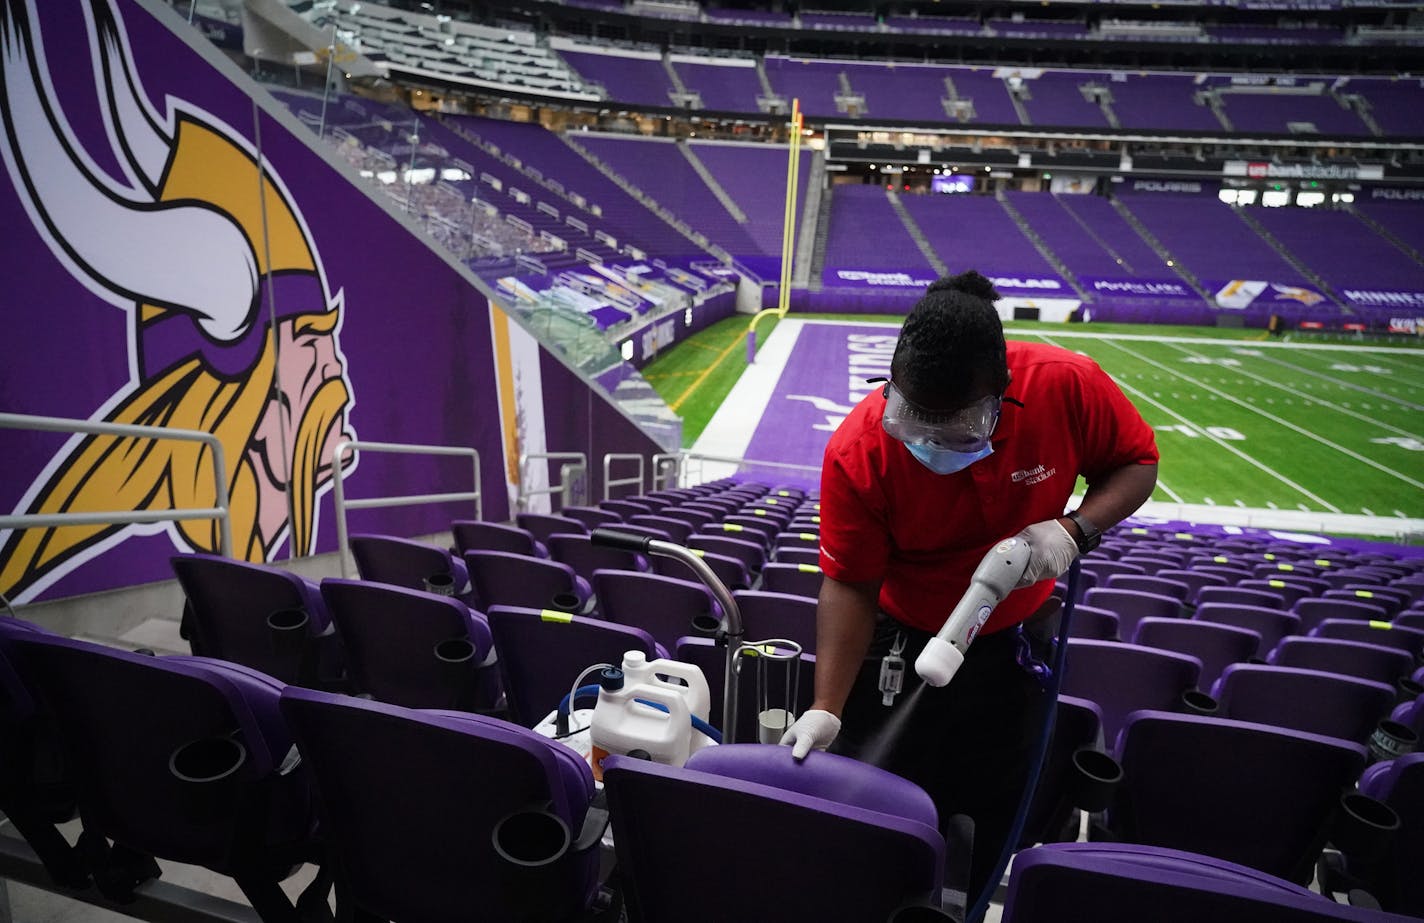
[0,0,355,601]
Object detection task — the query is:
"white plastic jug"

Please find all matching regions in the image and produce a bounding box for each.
[589,651,714,781]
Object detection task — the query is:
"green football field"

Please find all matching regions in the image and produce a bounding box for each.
[643,316,1424,524]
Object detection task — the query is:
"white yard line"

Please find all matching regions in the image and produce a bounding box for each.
[1240,351,1424,411]
[691,318,804,462]
[1035,334,1342,512]
[1097,338,1424,493]
[1165,343,1423,440]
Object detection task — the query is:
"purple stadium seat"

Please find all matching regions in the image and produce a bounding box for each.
[1003,842,1405,922]
[1353,753,1424,916]
[279,687,603,922]
[1133,618,1261,691]
[651,548,752,591]
[1236,578,1314,609]
[592,569,721,653]
[1106,574,1193,604]
[1269,637,1415,688]
[559,505,624,531]
[515,512,590,546]
[732,589,818,655]
[462,550,592,614]
[688,533,766,574]
[1211,663,1396,746]
[3,627,320,914]
[1311,619,1424,658]
[1060,639,1203,747]
[1104,711,1367,885]
[319,578,496,711]
[1080,560,1149,584]
[451,520,548,558]
[1197,586,1289,610]
[1082,588,1184,643]
[1156,568,1230,605]
[627,514,695,544]
[171,552,344,687]
[1018,695,1105,849]
[759,562,824,600]
[485,605,666,727]
[1194,603,1302,659]
[1067,603,1121,641]
[603,745,946,921]
[348,534,473,604]
[546,533,649,583]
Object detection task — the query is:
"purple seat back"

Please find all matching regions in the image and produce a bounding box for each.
[1004,842,1404,922]
[560,506,623,530]
[1311,619,1424,657]
[1293,597,1391,633]
[772,546,820,567]
[1198,586,1288,610]
[279,687,598,922]
[759,562,823,600]
[1236,579,1313,608]
[171,553,333,681]
[1195,603,1301,659]
[1060,640,1202,747]
[462,549,591,612]
[592,569,720,654]
[515,512,590,546]
[1067,603,1120,641]
[1080,560,1148,584]
[1269,637,1414,687]
[486,605,664,727]
[1324,588,1404,618]
[1211,664,1395,744]
[3,629,312,871]
[1132,618,1261,691]
[688,533,766,573]
[651,549,751,590]
[319,578,493,709]
[1357,753,1424,916]
[1106,574,1192,603]
[732,590,818,655]
[627,514,694,544]
[1081,589,1183,647]
[348,535,471,599]
[1391,695,1424,737]
[1112,711,1367,885]
[1156,569,1229,605]
[450,520,546,558]
[602,750,944,920]
[546,533,648,582]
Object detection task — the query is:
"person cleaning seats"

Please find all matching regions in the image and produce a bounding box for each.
[781,270,1159,919]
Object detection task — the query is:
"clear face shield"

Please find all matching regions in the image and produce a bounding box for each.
[876,379,1003,453]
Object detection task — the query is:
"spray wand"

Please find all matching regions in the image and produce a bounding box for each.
[914,536,1032,687]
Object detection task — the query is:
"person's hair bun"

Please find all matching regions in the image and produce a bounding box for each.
[926,270,998,301]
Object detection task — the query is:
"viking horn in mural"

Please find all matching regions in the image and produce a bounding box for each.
[1,0,259,341]
[0,0,354,602]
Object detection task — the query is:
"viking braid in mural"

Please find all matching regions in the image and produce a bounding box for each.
[0,0,355,601]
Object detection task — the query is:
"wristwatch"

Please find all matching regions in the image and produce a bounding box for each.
[1064,510,1102,554]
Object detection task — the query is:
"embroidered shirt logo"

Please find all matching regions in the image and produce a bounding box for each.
[1011,465,1057,486]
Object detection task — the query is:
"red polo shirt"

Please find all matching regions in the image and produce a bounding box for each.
[818,340,1159,636]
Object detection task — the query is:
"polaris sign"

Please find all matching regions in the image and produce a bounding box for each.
[829,270,1066,295]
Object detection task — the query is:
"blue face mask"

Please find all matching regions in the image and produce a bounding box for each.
[907,441,994,475]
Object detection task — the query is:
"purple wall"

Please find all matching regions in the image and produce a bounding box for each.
[0,0,663,603]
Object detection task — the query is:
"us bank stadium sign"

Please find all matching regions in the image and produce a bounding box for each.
[1224,161,1386,181]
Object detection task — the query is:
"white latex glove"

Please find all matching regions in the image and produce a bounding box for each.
[780,709,842,760]
[1014,518,1080,588]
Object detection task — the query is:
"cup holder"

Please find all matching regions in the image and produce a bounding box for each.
[169,736,247,823]
[424,572,457,597]
[1179,689,1219,716]
[1069,747,1123,814]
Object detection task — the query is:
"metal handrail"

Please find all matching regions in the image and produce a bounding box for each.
[602,453,645,501]
[518,451,587,512]
[0,412,232,558]
[332,439,482,577]
[651,452,681,491]
[672,451,821,488]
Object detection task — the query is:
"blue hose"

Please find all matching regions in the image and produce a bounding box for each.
[966,558,1081,923]
[557,686,723,744]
